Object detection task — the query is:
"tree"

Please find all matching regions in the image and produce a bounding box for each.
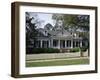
[52,14,89,32]
[44,23,53,31]
[77,15,89,31]
[26,12,44,48]
[26,12,37,48]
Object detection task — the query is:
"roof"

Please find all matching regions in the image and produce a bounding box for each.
[36,23,81,39]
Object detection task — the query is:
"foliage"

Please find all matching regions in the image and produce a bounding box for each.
[80,47,88,52]
[26,48,60,54]
[78,32,89,39]
[26,12,44,48]
[52,14,89,31]
[70,47,87,53]
[70,47,80,52]
[44,23,53,30]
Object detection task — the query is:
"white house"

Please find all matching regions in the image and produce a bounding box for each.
[32,22,88,49]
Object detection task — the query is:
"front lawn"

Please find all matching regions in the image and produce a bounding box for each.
[26,58,89,67]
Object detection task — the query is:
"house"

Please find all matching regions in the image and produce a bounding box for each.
[32,22,88,49]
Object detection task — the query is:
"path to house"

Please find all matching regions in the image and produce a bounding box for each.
[26,57,89,63]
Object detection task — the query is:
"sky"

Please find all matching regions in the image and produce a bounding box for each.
[29,12,54,28]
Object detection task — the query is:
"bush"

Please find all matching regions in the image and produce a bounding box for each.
[26,48,60,54]
[70,47,80,52]
[80,47,88,52]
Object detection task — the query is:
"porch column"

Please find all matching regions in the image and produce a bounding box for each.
[58,39,60,49]
[71,40,73,48]
[40,40,43,48]
[48,40,51,48]
[51,39,53,48]
[80,40,82,47]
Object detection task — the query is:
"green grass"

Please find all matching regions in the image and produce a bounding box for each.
[26,57,79,61]
[26,58,89,67]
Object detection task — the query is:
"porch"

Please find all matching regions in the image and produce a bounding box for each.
[34,39,83,49]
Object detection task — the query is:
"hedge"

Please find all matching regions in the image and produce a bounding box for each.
[70,47,80,52]
[80,47,88,52]
[26,48,60,54]
[26,47,88,54]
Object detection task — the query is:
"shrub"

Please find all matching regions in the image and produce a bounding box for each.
[80,47,88,52]
[70,47,80,52]
[26,48,60,54]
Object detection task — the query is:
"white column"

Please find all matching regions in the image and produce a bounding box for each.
[71,40,73,48]
[80,40,82,47]
[74,40,76,47]
[40,40,42,48]
[48,40,50,48]
[58,40,60,49]
[51,39,53,48]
